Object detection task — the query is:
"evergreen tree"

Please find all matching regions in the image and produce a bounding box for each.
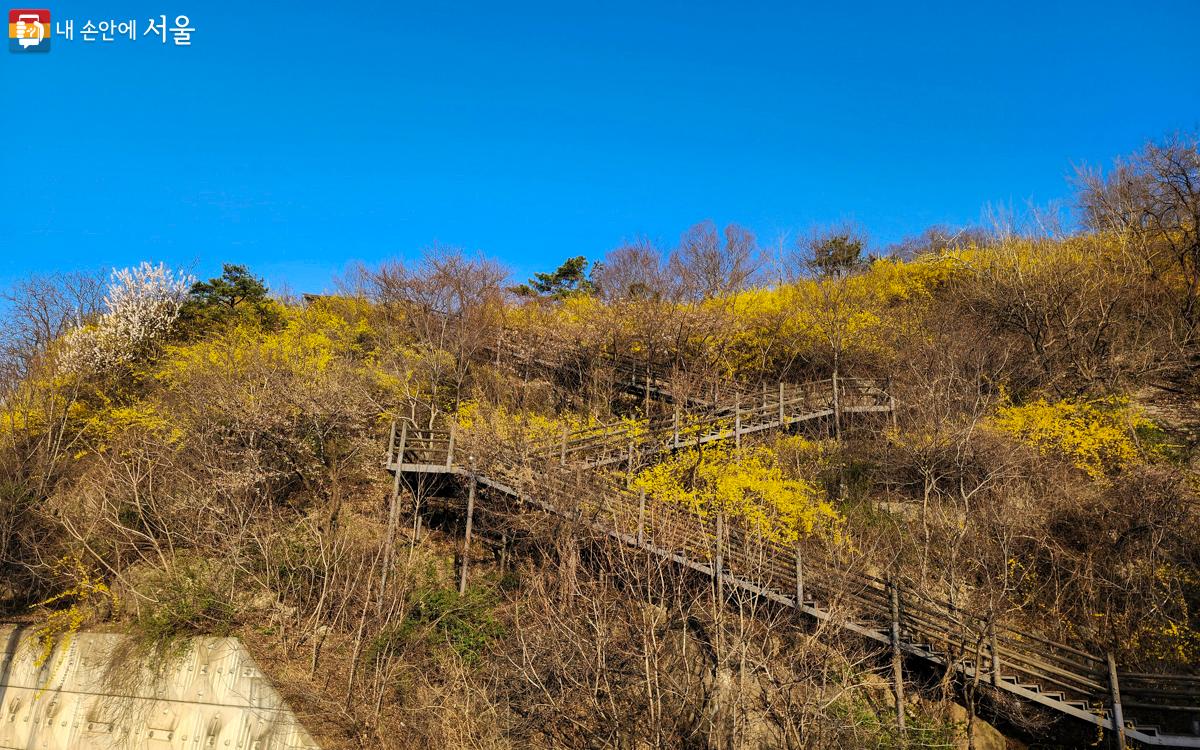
[513,256,600,299]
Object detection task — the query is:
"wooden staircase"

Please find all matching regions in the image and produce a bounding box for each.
[385,377,1200,748]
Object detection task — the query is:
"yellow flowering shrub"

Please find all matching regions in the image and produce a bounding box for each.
[157,303,374,385]
[991,396,1149,479]
[504,293,628,347]
[30,555,119,668]
[774,435,838,475]
[454,399,648,452]
[1134,564,1200,666]
[1091,564,1200,668]
[632,444,844,544]
[70,398,182,456]
[454,400,569,444]
[712,254,960,375]
[0,368,89,443]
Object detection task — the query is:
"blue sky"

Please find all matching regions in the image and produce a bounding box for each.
[3,0,1199,293]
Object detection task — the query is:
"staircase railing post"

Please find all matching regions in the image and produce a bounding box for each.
[573,468,584,524]
[644,368,651,414]
[458,470,477,595]
[384,425,406,587]
[831,369,842,442]
[386,420,397,466]
[989,619,1001,688]
[794,542,805,621]
[734,394,742,449]
[636,488,647,546]
[397,421,408,469]
[446,424,456,468]
[1107,652,1126,750]
[886,376,897,431]
[713,511,725,598]
[673,405,680,448]
[560,426,568,466]
[498,531,508,574]
[890,580,906,736]
[778,381,785,424]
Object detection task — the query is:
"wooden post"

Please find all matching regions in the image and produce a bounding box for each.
[734,395,742,449]
[636,488,647,546]
[446,425,456,468]
[396,417,410,465]
[458,473,477,595]
[397,421,408,468]
[989,620,1001,687]
[673,406,680,448]
[381,429,406,598]
[1107,652,1126,750]
[386,420,397,466]
[761,381,767,409]
[574,467,583,514]
[778,381,785,424]
[560,426,568,466]
[890,581,906,736]
[794,543,805,618]
[713,511,725,598]
[389,441,405,523]
[831,369,842,442]
[886,376,897,431]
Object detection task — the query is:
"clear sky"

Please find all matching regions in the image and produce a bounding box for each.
[3,0,1199,293]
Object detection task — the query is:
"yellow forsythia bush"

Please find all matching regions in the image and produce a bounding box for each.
[455,400,648,448]
[992,396,1150,479]
[631,444,844,544]
[31,555,119,667]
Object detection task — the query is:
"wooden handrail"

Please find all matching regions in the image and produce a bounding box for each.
[385,376,1199,742]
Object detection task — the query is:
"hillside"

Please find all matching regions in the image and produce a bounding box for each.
[2,135,1199,749]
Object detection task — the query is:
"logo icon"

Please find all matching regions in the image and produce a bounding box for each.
[9,9,49,52]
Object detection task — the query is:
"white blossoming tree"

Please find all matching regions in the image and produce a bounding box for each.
[60,262,193,373]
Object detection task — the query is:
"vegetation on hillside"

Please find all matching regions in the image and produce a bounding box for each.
[2,132,1199,749]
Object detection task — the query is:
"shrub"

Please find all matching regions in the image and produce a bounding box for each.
[29,555,119,666]
[369,581,504,666]
[135,561,236,644]
[632,443,845,544]
[991,396,1149,479]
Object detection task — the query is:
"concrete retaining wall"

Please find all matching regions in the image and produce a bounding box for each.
[0,625,319,750]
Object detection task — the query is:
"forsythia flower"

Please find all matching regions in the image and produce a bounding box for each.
[632,444,845,545]
[991,396,1149,479]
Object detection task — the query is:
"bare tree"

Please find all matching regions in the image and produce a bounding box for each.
[950,236,1171,393]
[368,246,509,413]
[1077,131,1200,343]
[0,270,105,386]
[595,239,672,302]
[669,221,761,301]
